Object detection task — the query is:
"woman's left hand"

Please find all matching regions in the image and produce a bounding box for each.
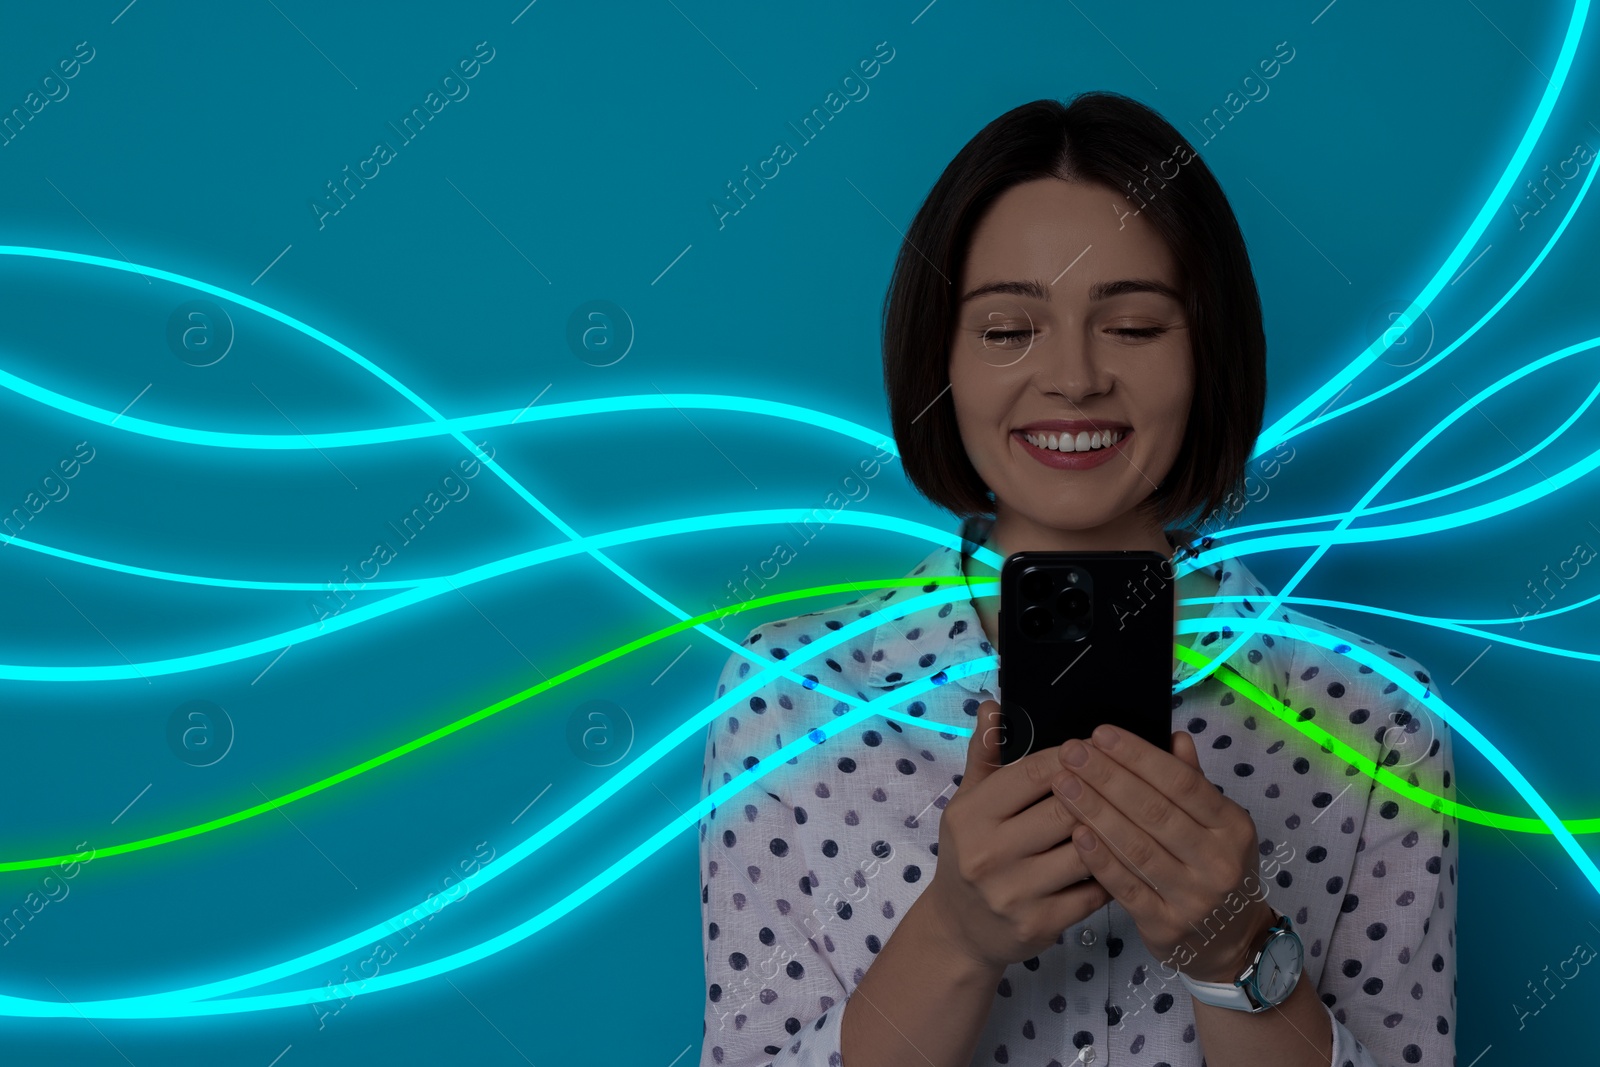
[1052,723,1275,982]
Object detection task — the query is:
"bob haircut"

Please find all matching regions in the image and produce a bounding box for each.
[881,91,1267,542]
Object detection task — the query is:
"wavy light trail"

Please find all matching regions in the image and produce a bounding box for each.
[1274,128,1600,446]
[1252,0,1590,455]
[1227,371,1600,539]
[0,366,898,457]
[1174,336,1600,691]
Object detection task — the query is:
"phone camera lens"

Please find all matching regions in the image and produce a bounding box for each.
[1055,587,1090,620]
[1020,605,1053,638]
[1020,569,1051,602]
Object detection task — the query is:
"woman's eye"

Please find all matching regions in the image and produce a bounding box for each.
[981,328,1032,348]
[1109,326,1165,339]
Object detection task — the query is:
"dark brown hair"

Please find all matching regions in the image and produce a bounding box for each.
[881,92,1267,544]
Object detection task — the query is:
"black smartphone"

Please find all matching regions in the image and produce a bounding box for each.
[995,550,1175,764]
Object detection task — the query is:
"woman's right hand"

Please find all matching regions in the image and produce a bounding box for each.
[919,700,1113,971]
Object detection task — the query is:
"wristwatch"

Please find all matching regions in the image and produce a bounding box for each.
[1178,910,1304,1012]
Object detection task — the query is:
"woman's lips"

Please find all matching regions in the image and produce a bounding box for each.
[1013,428,1132,470]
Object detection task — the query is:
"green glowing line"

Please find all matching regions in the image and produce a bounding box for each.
[4,575,1583,876]
[0,575,979,875]
[1173,644,1592,834]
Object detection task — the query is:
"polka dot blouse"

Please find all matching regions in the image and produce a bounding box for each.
[697,529,1458,1067]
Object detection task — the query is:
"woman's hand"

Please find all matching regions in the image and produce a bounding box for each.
[1052,723,1275,982]
[919,701,1114,972]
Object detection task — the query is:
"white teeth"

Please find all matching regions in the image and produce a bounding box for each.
[1022,429,1123,453]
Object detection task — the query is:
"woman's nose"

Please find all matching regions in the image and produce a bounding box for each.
[1033,333,1110,401]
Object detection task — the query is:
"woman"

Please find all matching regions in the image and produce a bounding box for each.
[697,92,1457,1067]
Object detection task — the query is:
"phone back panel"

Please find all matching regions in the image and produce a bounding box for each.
[996,550,1174,764]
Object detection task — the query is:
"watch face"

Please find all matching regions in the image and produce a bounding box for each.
[1256,930,1305,1003]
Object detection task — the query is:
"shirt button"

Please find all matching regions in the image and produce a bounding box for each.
[1079,927,1097,947]
[1079,1045,1096,1064]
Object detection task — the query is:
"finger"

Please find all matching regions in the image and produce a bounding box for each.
[1009,830,1100,901]
[1055,771,1180,914]
[1083,724,1233,832]
[963,703,1086,819]
[995,786,1085,859]
[1069,820,1151,919]
[1041,875,1114,934]
[960,700,1007,789]
[1171,729,1202,771]
[1059,735,1211,868]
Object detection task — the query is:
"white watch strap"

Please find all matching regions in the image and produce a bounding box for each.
[1178,970,1258,1010]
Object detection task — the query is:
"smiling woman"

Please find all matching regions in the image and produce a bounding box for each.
[697,92,1457,1067]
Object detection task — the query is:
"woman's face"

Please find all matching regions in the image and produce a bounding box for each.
[948,177,1195,541]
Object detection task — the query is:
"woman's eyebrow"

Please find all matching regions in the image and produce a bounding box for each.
[959,277,1182,303]
[960,278,1049,303]
[1088,277,1183,303]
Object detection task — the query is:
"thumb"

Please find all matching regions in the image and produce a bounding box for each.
[963,700,1006,787]
[1172,729,1202,770]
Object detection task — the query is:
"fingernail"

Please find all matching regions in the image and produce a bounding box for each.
[1056,773,1082,799]
[1092,725,1119,749]
[1063,740,1088,766]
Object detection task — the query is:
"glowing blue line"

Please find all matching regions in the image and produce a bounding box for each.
[1223,372,1600,540]
[1175,335,1600,691]
[1188,595,1600,662]
[6,613,1592,1018]
[1443,590,1600,626]
[0,534,418,591]
[1253,0,1590,456]
[1273,125,1600,446]
[0,363,901,457]
[1182,336,1600,574]
[0,508,1003,681]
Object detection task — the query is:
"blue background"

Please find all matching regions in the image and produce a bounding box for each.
[0,0,1595,1062]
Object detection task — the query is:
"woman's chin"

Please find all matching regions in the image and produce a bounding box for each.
[1000,503,1130,535]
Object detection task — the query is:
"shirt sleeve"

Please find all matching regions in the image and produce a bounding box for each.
[697,629,854,1067]
[1314,661,1459,1067]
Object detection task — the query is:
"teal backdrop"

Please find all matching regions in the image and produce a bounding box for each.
[0,1,1595,1063]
